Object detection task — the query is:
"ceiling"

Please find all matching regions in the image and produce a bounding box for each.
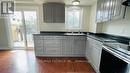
[15,0,97,5]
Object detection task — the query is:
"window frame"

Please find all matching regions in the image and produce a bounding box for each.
[65,6,83,30]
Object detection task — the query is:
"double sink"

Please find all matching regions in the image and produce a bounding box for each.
[95,36,130,52]
[66,33,130,53]
[104,42,130,55]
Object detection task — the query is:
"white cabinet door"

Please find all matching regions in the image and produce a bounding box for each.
[34,35,86,57]
[34,36,43,47]
[86,37,102,73]
[62,36,74,56]
[62,36,86,57]
[86,37,92,62]
[96,0,104,22]
[73,36,86,57]
[91,45,102,73]
[43,36,62,56]
[35,46,44,56]
[96,0,124,23]
[34,36,44,56]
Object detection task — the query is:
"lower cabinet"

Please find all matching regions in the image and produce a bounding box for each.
[43,36,62,56]
[73,36,86,57]
[62,36,74,56]
[34,35,86,57]
[86,37,102,73]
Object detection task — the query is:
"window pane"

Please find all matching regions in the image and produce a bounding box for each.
[66,7,82,29]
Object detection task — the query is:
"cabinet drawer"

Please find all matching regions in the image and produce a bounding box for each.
[74,36,86,40]
[45,48,61,55]
[34,36,44,40]
[43,36,54,39]
[34,40,43,46]
[87,37,102,49]
[53,36,63,39]
[43,36,63,40]
[43,41,61,47]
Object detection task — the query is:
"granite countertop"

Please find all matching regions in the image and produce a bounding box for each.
[34,32,130,44]
[87,33,130,45]
[33,32,87,36]
[87,34,117,43]
[103,45,130,64]
[87,33,130,64]
[34,32,130,63]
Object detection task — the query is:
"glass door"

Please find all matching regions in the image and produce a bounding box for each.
[10,11,37,49]
[24,11,37,48]
[10,11,25,48]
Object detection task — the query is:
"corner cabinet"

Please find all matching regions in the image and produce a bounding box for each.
[96,0,125,23]
[43,3,65,23]
[86,37,102,73]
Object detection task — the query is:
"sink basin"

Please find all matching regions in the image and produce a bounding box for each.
[107,43,129,50]
[104,42,130,55]
[64,33,86,35]
[105,43,130,52]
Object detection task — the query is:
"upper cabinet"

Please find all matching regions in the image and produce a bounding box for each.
[96,0,125,23]
[43,3,65,23]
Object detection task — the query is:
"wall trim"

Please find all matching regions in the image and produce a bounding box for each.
[0,47,11,50]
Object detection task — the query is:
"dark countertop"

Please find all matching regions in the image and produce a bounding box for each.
[87,33,130,45]
[34,32,130,44]
[103,45,130,64]
[34,31,130,63]
[33,34,86,36]
[87,33,130,64]
[33,32,87,36]
[87,34,117,43]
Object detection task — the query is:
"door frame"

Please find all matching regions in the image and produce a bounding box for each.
[9,10,39,50]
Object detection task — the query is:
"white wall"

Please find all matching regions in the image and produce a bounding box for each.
[15,3,41,32]
[15,4,92,32]
[102,7,130,37]
[0,3,91,50]
[39,5,91,32]
[0,17,10,49]
[89,1,97,33]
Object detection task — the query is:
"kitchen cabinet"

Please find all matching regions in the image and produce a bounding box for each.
[62,36,74,56]
[34,36,44,56]
[43,3,65,23]
[110,0,125,20]
[43,36,62,56]
[96,0,104,22]
[73,36,86,57]
[34,35,86,57]
[96,0,125,23]
[86,37,102,73]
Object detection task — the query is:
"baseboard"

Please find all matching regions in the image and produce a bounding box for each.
[85,56,100,73]
[89,62,100,73]
[0,47,11,51]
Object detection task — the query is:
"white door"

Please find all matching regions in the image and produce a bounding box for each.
[10,11,38,49]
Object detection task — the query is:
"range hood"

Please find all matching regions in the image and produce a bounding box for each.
[122,0,130,6]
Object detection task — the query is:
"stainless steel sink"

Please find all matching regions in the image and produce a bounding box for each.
[105,43,130,51]
[104,42,130,56]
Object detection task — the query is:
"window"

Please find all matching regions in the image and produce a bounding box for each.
[65,6,82,29]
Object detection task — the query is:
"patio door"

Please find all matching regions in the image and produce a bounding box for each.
[10,11,37,49]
